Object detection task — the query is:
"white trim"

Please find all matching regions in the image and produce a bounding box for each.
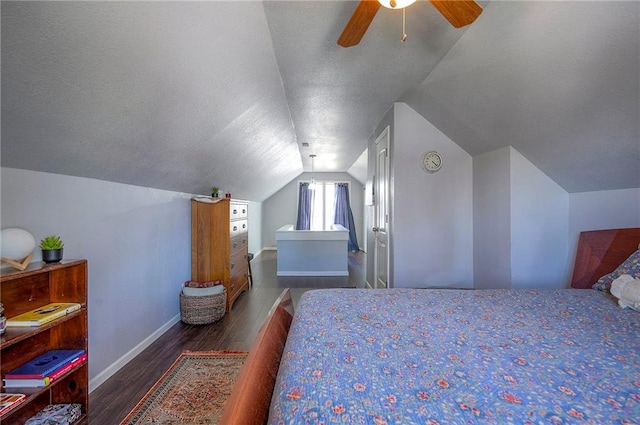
[89,314,181,393]
[276,224,349,241]
[252,248,270,256]
[277,271,349,276]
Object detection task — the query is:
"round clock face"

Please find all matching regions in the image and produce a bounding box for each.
[421,151,442,173]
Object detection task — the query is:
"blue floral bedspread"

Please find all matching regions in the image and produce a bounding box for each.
[268,289,640,424]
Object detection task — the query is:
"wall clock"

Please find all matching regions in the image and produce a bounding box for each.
[421,151,442,173]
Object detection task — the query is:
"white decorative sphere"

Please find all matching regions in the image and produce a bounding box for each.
[1,228,36,260]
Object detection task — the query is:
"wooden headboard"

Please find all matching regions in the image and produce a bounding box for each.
[570,228,640,289]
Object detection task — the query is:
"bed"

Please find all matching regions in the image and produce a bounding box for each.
[269,287,640,423]
[221,228,640,425]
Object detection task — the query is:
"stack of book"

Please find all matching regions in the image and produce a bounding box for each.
[3,349,87,388]
[6,303,81,327]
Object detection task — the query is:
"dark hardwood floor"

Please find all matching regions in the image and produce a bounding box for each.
[87,250,367,423]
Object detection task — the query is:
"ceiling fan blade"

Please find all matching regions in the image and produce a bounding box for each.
[337,0,381,47]
[429,0,482,28]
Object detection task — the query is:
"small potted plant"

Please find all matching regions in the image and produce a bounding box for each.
[211,186,220,198]
[40,235,64,263]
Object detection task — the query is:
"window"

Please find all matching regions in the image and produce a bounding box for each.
[309,181,335,230]
[295,179,359,251]
[298,180,351,231]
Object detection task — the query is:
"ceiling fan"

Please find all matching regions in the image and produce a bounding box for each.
[337,0,483,47]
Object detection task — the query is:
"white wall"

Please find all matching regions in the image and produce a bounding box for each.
[247,201,262,255]
[373,103,635,291]
[261,172,364,249]
[473,147,571,289]
[569,188,640,235]
[566,188,640,283]
[473,147,512,289]
[1,167,192,391]
[262,176,298,248]
[391,103,474,288]
[510,148,569,288]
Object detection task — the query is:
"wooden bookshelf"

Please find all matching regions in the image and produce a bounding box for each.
[0,260,88,424]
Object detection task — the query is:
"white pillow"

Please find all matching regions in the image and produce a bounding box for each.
[183,285,225,297]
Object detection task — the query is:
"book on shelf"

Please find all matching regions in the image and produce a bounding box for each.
[4,352,88,389]
[0,393,27,416]
[2,376,50,388]
[6,302,81,327]
[4,349,86,380]
[4,352,87,388]
[46,352,87,381]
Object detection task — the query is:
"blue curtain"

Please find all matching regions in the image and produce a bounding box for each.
[295,182,313,230]
[334,183,359,251]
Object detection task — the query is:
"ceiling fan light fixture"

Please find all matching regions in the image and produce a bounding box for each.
[378,0,417,9]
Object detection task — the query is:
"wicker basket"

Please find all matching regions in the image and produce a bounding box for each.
[180,289,226,325]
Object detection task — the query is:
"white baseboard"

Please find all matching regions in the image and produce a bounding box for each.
[89,314,181,393]
[253,248,271,257]
[277,271,349,276]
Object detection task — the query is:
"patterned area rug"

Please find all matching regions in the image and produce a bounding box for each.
[120,351,247,425]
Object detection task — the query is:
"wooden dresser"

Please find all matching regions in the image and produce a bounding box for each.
[191,197,249,311]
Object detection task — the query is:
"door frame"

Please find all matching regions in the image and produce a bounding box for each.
[373,126,390,289]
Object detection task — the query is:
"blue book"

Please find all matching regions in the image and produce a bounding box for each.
[5,350,85,379]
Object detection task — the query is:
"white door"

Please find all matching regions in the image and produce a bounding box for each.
[374,127,390,289]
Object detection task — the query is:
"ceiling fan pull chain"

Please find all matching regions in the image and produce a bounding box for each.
[401,8,408,42]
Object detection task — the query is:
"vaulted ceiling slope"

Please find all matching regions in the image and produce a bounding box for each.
[402,1,639,193]
[1,1,301,201]
[2,1,638,201]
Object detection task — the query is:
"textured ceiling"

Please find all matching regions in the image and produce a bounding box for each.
[2,1,638,201]
[402,1,640,193]
[1,1,301,200]
[263,0,473,172]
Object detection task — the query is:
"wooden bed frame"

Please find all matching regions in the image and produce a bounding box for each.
[221,228,640,425]
[219,289,293,425]
[570,227,640,289]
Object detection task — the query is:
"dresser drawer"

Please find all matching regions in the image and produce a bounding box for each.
[228,256,248,298]
[230,219,248,238]
[229,249,248,275]
[230,233,249,253]
[230,202,248,220]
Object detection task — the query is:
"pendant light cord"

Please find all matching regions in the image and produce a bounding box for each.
[310,154,316,185]
[401,8,407,42]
